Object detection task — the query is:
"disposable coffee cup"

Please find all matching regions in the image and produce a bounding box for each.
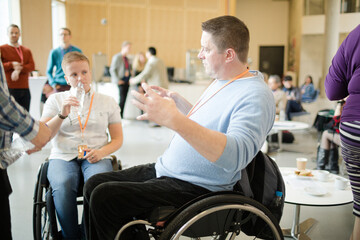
[317,170,330,182]
[296,158,308,170]
[335,177,348,190]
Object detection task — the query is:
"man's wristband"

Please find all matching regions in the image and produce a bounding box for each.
[58,112,68,119]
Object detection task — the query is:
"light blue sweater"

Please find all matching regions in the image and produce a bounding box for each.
[155,71,276,192]
[46,45,82,87]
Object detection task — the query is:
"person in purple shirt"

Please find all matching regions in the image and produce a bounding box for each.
[325,24,360,240]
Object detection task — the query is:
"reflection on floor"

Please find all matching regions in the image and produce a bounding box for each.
[8,119,353,239]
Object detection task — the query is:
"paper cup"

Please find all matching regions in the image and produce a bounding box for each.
[296,158,308,170]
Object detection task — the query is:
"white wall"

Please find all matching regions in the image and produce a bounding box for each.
[299,33,348,91]
[236,0,289,72]
[302,12,360,35]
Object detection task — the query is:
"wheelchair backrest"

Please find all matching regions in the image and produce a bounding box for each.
[234,151,285,238]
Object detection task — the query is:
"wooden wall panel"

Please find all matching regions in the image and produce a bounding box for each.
[148,8,185,67]
[67,2,107,66]
[20,0,52,75]
[108,5,147,57]
[111,0,147,5]
[185,11,219,50]
[186,0,219,10]
[150,0,184,8]
[66,0,225,69]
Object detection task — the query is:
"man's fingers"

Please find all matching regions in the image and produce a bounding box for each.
[141,82,158,97]
[136,113,149,121]
[131,99,146,112]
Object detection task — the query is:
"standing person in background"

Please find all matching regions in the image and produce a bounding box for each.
[300,75,316,102]
[132,52,147,77]
[110,41,132,119]
[0,24,35,111]
[46,28,82,95]
[0,61,51,240]
[130,46,169,89]
[132,52,147,94]
[282,75,303,120]
[325,24,360,240]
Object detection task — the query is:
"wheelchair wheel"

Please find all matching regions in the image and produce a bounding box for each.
[33,164,51,240]
[160,194,283,240]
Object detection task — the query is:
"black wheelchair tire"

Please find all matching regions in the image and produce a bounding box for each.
[159,194,283,240]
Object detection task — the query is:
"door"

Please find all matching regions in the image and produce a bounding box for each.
[259,46,285,77]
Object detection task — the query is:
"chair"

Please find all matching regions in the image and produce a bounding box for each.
[32,156,121,240]
[301,89,320,104]
[114,191,283,240]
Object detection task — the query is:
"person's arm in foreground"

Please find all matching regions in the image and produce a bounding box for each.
[85,123,123,163]
[132,82,226,162]
[0,64,51,164]
[325,42,349,101]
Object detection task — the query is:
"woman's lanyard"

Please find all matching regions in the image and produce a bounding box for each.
[78,93,95,140]
[186,69,249,118]
[14,46,23,63]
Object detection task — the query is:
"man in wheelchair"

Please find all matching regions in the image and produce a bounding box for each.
[84,16,276,240]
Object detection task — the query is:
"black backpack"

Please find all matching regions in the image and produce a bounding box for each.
[234,151,285,238]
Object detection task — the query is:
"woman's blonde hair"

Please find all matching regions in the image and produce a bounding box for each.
[61,52,90,72]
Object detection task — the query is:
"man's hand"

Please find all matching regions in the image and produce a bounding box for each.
[28,121,52,154]
[131,82,181,128]
[11,70,20,81]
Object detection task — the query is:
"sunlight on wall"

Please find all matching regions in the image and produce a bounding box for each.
[51,0,66,49]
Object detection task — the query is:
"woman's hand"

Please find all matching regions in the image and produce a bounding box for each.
[84,148,104,163]
[61,95,79,117]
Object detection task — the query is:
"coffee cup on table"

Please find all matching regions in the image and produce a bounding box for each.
[317,170,330,182]
[296,158,308,170]
[335,177,348,190]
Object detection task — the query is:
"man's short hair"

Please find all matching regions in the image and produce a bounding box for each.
[269,75,281,84]
[62,52,89,72]
[201,16,249,63]
[283,75,293,81]
[60,27,71,35]
[8,24,20,31]
[122,41,131,48]
[148,47,156,56]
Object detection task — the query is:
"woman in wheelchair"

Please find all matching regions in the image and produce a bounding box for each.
[40,52,123,239]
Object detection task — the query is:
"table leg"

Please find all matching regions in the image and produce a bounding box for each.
[278,130,283,151]
[282,204,317,240]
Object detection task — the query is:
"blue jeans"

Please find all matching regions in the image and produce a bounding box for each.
[47,158,112,240]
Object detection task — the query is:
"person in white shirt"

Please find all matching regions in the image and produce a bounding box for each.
[41,52,123,240]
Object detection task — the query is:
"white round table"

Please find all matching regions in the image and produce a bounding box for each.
[270,121,310,151]
[280,167,353,240]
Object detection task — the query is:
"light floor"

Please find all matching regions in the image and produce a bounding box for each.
[8,110,354,240]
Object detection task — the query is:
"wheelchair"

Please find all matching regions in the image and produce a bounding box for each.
[33,156,121,240]
[115,191,284,240]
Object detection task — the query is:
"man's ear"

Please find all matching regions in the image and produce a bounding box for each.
[225,48,236,63]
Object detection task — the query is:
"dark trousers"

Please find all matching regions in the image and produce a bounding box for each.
[8,88,31,111]
[0,169,13,240]
[83,163,210,240]
[285,100,303,120]
[118,84,129,118]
